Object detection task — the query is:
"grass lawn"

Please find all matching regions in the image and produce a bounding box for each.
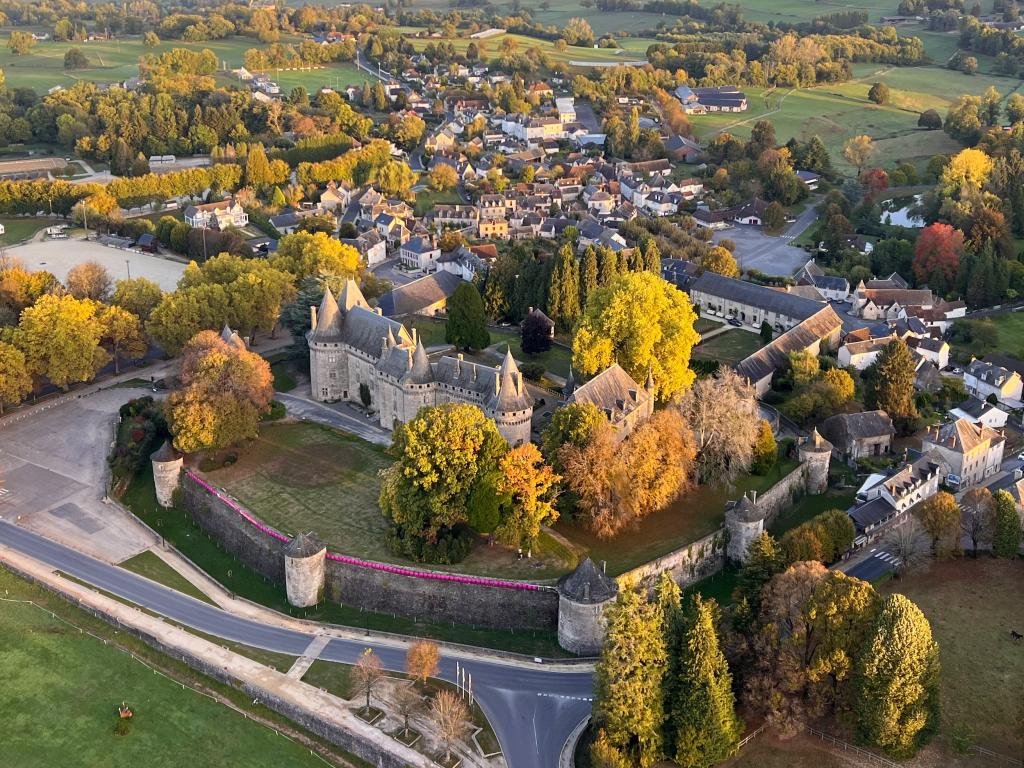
[695,317,725,334]
[767,489,857,538]
[401,314,449,347]
[880,558,1024,756]
[122,468,569,657]
[301,660,352,699]
[0,568,335,768]
[684,564,740,607]
[271,361,298,392]
[0,216,64,245]
[503,338,573,378]
[255,62,364,94]
[720,733,862,767]
[413,188,462,218]
[692,329,764,365]
[118,550,216,605]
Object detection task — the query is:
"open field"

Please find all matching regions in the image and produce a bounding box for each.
[880,558,1024,756]
[403,30,650,68]
[239,62,366,95]
[0,216,65,245]
[692,328,764,365]
[0,568,331,768]
[7,236,186,291]
[119,550,216,605]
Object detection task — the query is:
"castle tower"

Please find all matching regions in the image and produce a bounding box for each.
[556,558,619,655]
[799,428,832,495]
[150,440,183,508]
[284,532,326,608]
[725,492,765,563]
[307,288,346,402]
[489,348,533,446]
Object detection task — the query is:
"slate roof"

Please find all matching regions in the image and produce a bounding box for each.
[734,306,842,384]
[556,558,618,604]
[966,358,1020,387]
[821,410,894,446]
[376,271,464,317]
[286,532,325,558]
[926,418,1004,454]
[690,272,826,321]
[982,352,1024,379]
[567,363,651,420]
[150,440,180,463]
[849,497,897,531]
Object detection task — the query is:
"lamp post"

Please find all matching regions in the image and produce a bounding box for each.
[125,259,131,279]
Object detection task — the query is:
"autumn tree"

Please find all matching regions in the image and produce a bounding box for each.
[351,648,385,714]
[406,640,440,685]
[429,164,458,191]
[445,283,490,351]
[146,283,232,356]
[883,518,931,577]
[521,309,553,355]
[111,277,164,322]
[165,330,274,453]
[541,401,605,471]
[679,368,759,485]
[916,491,960,557]
[494,443,559,550]
[960,487,995,555]
[623,408,696,520]
[573,272,700,402]
[0,341,32,413]
[992,489,1021,557]
[99,305,148,374]
[856,595,940,757]
[913,223,964,296]
[594,584,667,767]
[244,141,274,187]
[867,339,918,425]
[699,246,740,278]
[393,685,422,739]
[8,31,36,55]
[430,690,471,765]
[867,82,890,105]
[15,294,108,389]
[66,261,112,301]
[270,231,360,281]
[843,134,874,174]
[751,419,777,475]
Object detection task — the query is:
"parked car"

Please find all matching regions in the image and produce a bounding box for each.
[728,318,743,327]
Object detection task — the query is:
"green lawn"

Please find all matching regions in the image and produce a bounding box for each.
[880,559,1024,756]
[403,30,648,69]
[503,338,573,378]
[401,314,449,347]
[0,216,64,245]
[253,62,364,95]
[119,550,216,605]
[691,329,764,365]
[270,361,298,392]
[122,468,569,656]
[767,489,857,537]
[950,312,1024,360]
[413,188,462,218]
[694,317,725,334]
[0,568,331,768]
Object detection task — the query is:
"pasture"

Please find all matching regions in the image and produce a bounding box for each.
[402,30,651,68]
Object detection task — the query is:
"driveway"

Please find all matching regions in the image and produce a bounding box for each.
[276,391,392,446]
[371,257,416,287]
[712,201,820,277]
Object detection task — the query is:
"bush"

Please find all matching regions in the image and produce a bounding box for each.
[109,396,168,479]
[261,400,286,421]
[520,362,546,381]
[386,525,473,564]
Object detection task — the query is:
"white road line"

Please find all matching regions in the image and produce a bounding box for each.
[538,693,593,702]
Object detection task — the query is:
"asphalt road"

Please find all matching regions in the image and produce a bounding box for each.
[845,549,899,582]
[0,521,594,768]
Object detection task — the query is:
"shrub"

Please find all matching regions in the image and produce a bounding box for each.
[108,396,168,479]
[386,525,473,564]
[520,362,546,381]
[261,400,286,421]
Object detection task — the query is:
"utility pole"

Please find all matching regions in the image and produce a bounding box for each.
[125,259,131,279]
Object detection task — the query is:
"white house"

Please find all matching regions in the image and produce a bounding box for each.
[838,335,897,371]
[963,358,1024,405]
[399,236,441,272]
[907,336,950,369]
[949,397,1009,429]
[183,198,248,230]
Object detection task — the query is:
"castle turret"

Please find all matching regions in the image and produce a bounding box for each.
[563,366,576,401]
[150,440,183,508]
[556,558,618,655]
[490,348,532,446]
[284,532,326,608]
[799,428,832,495]
[308,288,346,402]
[725,492,765,563]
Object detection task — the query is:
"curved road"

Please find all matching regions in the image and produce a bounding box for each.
[0,520,593,768]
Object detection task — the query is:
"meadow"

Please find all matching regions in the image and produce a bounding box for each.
[403,30,651,68]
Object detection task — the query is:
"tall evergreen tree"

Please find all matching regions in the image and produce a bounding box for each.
[594,584,667,768]
[445,283,490,351]
[856,594,940,758]
[580,246,599,308]
[733,532,783,629]
[868,339,918,424]
[548,243,580,331]
[599,247,619,285]
[992,489,1021,557]
[656,572,685,752]
[644,240,662,274]
[244,142,273,187]
[671,595,743,767]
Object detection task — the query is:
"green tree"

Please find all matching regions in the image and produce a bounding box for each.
[992,489,1021,557]
[643,239,661,274]
[751,419,777,475]
[521,309,553,355]
[111,277,163,322]
[759,320,773,344]
[99,305,148,374]
[856,594,940,757]
[548,243,580,331]
[867,82,890,105]
[244,142,274,187]
[868,339,918,424]
[594,584,667,768]
[270,231,360,280]
[63,47,89,70]
[143,31,160,48]
[445,283,490,351]
[0,341,32,413]
[573,272,700,402]
[14,294,108,389]
[734,532,783,614]
[541,401,605,470]
[670,595,742,767]
[580,246,599,306]
[599,247,619,285]
[146,283,233,356]
[8,32,36,55]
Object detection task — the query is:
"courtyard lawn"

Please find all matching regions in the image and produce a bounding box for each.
[413,188,462,218]
[503,338,573,378]
[691,329,763,365]
[880,558,1024,756]
[401,314,450,347]
[0,216,64,245]
[0,569,333,768]
[118,550,216,605]
[694,317,725,334]
[767,489,857,538]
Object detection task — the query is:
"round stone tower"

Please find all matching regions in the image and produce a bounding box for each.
[725,492,765,563]
[799,428,833,496]
[285,532,327,608]
[556,558,619,655]
[150,440,183,509]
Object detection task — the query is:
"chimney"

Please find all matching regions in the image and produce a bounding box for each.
[528,306,534,315]
[584,582,590,601]
[310,305,318,328]
[751,490,757,505]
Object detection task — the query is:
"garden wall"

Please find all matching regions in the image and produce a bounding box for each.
[752,464,807,527]
[178,472,559,631]
[616,528,726,592]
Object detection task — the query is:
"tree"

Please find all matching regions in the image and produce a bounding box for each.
[735,533,783,612]
[700,246,740,278]
[63,47,89,70]
[495,443,559,549]
[960,487,995,555]
[351,648,385,713]
[623,409,696,521]
[111,277,163,322]
[992,489,1021,557]
[843,135,874,173]
[541,402,605,470]
[918,109,942,129]
[66,261,112,301]
[0,341,32,413]
[883,518,931,577]
[445,283,490,351]
[99,305,147,374]
[590,730,631,768]
[867,82,890,105]
[669,595,742,767]
[375,160,418,199]
[430,690,471,765]
[548,243,581,331]
[165,330,274,453]
[406,640,440,684]
[679,369,759,485]
[521,310,553,355]
[393,685,422,739]
[379,404,507,541]
[143,31,160,48]
[916,491,961,557]
[759,321,773,344]
[429,164,458,192]
[789,350,820,387]
[146,283,233,356]
[270,232,360,281]
[856,594,940,757]
[8,32,36,55]
[763,201,786,232]
[593,584,667,767]
[1006,92,1024,125]
[751,419,777,475]
[580,246,598,308]
[868,339,918,424]
[15,294,108,389]
[244,142,273,187]
[573,272,700,402]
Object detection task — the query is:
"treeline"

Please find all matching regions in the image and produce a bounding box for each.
[242,39,356,72]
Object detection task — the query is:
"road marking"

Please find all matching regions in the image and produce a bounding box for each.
[538,693,593,702]
[0,488,8,501]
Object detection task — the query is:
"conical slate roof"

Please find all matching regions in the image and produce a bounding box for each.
[557,558,618,604]
[150,440,180,463]
[309,288,344,342]
[727,492,764,523]
[491,348,532,412]
[286,531,326,558]
[338,279,370,312]
[402,337,434,385]
[802,427,833,454]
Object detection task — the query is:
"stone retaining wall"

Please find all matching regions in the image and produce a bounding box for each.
[616,528,726,592]
[178,472,559,631]
[753,463,807,527]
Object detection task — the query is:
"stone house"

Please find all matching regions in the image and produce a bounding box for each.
[921,418,1005,489]
[399,235,439,271]
[849,453,945,536]
[949,396,1008,429]
[821,410,895,464]
[963,358,1023,405]
[563,363,655,440]
[838,334,897,370]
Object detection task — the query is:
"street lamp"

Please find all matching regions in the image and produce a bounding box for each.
[125,259,131,279]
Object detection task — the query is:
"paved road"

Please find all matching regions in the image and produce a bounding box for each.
[845,548,900,582]
[713,200,820,277]
[276,391,392,446]
[0,520,593,768]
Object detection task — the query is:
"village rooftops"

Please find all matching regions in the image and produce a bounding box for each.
[690,272,827,321]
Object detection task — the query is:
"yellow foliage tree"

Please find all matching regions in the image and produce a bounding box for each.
[494,443,560,549]
[15,294,109,389]
[700,246,740,278]
[100,304,148,374]
[0,340,32,412]
[939,147,994,196]
[270,231,360,281]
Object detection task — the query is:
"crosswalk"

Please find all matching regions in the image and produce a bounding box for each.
[0,488,9,501]
[871,550,900,565]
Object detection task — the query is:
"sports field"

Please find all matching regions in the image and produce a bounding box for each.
[402,30,651,68]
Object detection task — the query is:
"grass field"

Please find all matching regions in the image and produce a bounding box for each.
[0,216,62,245]
[500,337,573,378]
[880,558,1024,756]
[767,489,857,537]
[119,550,216,605]
[0,568,331,768]
[692,329,764,365]
[403,30,650,69]
[413,189,462,217]
[242,62,365,95]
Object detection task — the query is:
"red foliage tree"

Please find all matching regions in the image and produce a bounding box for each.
[860,168,890,202]
[913,223,964,295]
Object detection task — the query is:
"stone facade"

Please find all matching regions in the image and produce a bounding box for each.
[150,441,183,508]
[725,495,763,563]
[285,533,326,608]
[618,529,726,589]
[308,281,532,446]
[557,559,618,655]
[798,429,832,495]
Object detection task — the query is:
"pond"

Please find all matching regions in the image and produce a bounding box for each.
[878,194,925,228]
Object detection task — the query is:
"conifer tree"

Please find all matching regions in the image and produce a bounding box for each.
[856,594,940,758]
[644,239,662,274]
[992,489,1021,557]
[734,532,783,620]
[599,247,619,285]
[548,243,580,331]
[580,246,599,307]
[244,142,273,187]
[671,595,742,767]
[750,419,777,475]
[445,283,490,351]
[593,584,667,768]
[868,339,918,423]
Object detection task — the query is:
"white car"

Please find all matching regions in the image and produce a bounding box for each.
[1017,451,1024,461]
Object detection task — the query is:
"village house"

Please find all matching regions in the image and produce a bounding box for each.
[821,410,895,464]
[477,218,510,239]
[376,271,464,317]
[849,453,944,537]
[838,334,897,371]
[949,396,1009,430]
[673,85,748,113]
[963,358,1024,405]
[184,198,248,230]
[563,364,656,440]
[689,272,827,332]
[399,235,441,272]
[341,229,387,267]
[906,336,950,369]
[796,259,850,301]
[921,418,1005,489]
